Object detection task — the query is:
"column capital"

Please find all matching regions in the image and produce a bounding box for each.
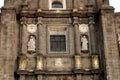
[89,16,95,25]
[73,17,79,25]
[20,17,28,25]
[37,17,43,25]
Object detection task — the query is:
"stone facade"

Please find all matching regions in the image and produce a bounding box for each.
[0,0,120,80]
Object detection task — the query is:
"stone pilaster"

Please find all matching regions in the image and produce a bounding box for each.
[21,17,28,54]
[37,17,43,54]
[73,17,80,55]
[0,8,18,80]
[89,16,96,53]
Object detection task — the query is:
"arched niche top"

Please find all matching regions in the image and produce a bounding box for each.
[52,1,63,8]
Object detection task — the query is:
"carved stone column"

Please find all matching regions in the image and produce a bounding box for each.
[20,17,28,54]
[75,55,81,69]
[37,17,44,80]
[37,17,42,54]
[89,16,96,53]
[73,17,81,55]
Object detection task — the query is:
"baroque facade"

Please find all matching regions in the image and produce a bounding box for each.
[0,0,120,80]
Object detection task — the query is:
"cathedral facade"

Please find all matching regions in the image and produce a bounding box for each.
[0,0,120,80]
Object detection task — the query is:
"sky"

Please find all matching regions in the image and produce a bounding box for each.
[0,0,119,12]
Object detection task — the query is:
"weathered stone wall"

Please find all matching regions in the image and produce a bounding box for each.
[100,6,120,80]
[3,0,106,11]
[0,8,18,80]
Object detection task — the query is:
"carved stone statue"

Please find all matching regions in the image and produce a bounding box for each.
[81,35,88,51]
[27,36,36,52]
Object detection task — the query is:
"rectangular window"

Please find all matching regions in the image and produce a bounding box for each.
[50,35,66,51]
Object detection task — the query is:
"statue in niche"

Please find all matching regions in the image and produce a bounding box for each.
[27,35,36,52]
[81,35,88,51]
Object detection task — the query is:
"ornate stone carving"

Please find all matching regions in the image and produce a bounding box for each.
[19,55,27,70]
[37,17,43,25]
[55,58,63,67]
[92,55,99,69]
[73,17,79,25]
[75,55,81,69]
[27,35,36,52]
[37,56,43,70]
[27,24,37,34]
[26,57,36,72]
[20,17,27,25]
[81,35,88,51]
[79,24,89,33]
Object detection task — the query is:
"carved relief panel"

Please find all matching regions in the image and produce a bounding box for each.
[46,57,73,71]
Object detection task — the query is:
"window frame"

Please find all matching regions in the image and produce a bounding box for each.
[49,0,66,10]
[50,35,66,51]
[47,25,68,53]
